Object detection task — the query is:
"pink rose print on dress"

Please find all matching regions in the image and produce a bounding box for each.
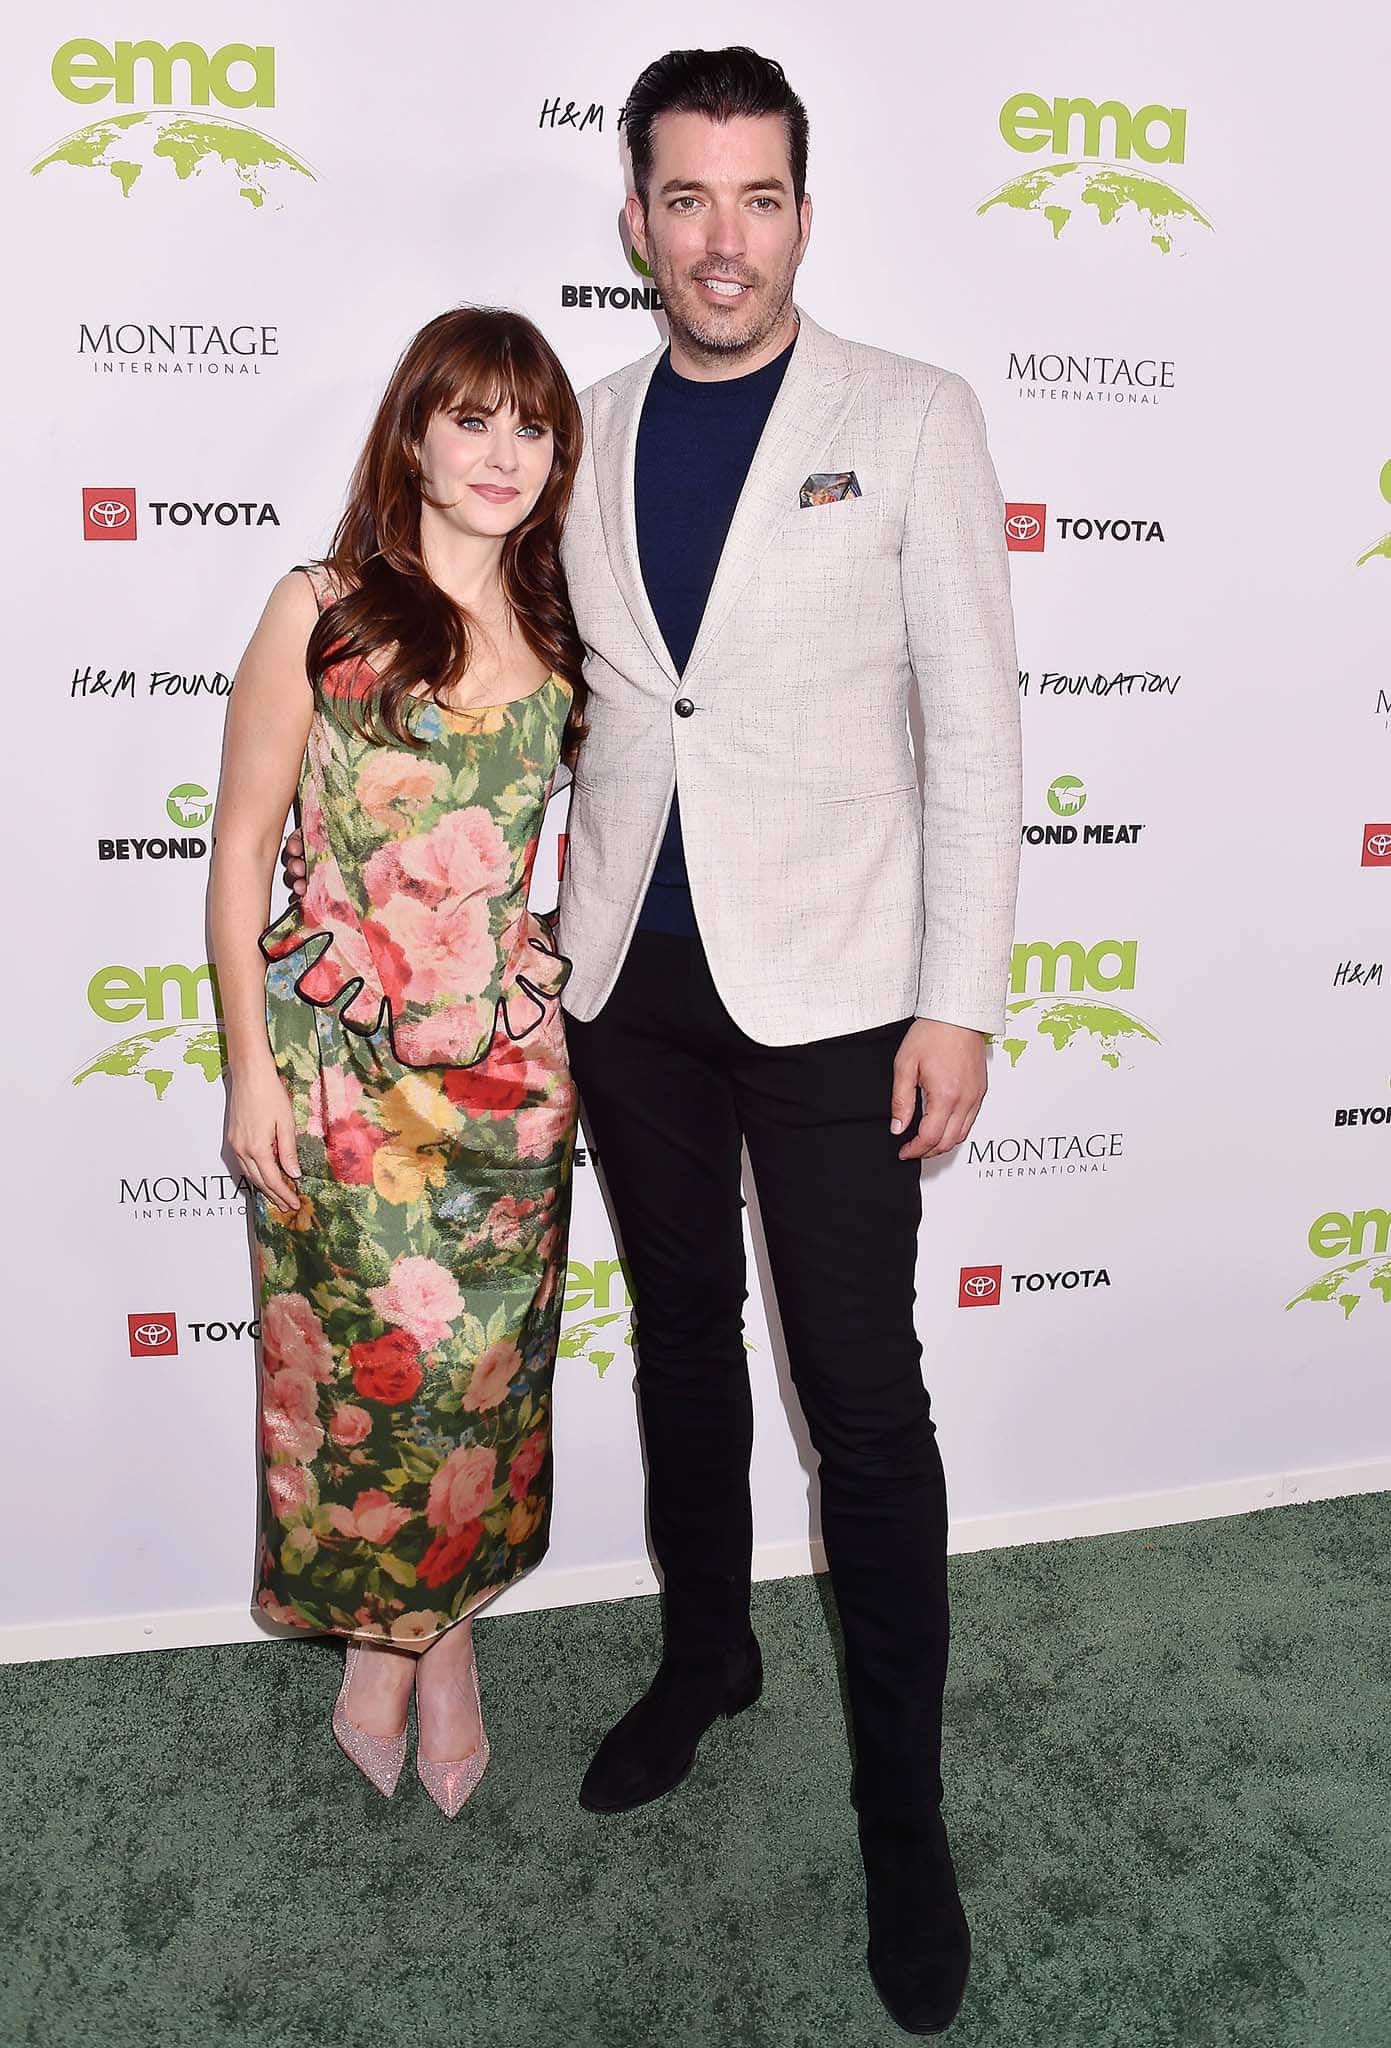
[368,1254,465,1350]
[300,778,330,857]
[427,1444,498,1534]
[328,1402,373,1447]
[462,1338,523,1414]
[507,1427,548,1502]
[372,891,495,1005]
[301,857,356,932]
[266,1463,315,1521]
[305,1062,364,1142]
[405,999,493,1065]
[262,1369,324,1464]
[481,1196,539,1250]
[262,1293,334,1382]
[327,1488,413,1545]
[515,1088,578,1162]
[257,1588,307,1629]
[355,752,448,834]
[363,806,512,908]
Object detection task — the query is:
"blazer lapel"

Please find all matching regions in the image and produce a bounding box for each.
[682,312,863,686]
[591,349,680,688]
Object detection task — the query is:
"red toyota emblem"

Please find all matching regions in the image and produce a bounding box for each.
[1004,503,1045,552]
[128,1313,178,1357]
[958,1265,1003,1307]
[1362,824,1391,867]
[84,487,138,541]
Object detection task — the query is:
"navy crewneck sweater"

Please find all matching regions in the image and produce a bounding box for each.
[633,332,797,936]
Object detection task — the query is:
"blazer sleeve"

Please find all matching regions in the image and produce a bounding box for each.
[902,372,1023,1036]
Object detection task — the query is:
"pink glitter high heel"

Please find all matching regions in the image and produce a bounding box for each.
[415,1646,491,1818]
[332,1642,409,1798]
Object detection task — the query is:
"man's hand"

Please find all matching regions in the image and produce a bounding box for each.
[281,828,308,900]
[890,1018,987,1161]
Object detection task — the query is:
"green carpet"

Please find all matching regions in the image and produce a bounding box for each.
[2,1495,1388,2048]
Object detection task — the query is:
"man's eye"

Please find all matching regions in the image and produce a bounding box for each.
[750,197,778,212]
[670,195,699,212]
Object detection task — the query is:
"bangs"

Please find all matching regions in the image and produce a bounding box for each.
[421,319,567,432]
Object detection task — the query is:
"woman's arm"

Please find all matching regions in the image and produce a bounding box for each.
[209,570,319,1212]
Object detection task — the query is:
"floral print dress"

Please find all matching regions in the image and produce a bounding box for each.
[252,569,577,1644]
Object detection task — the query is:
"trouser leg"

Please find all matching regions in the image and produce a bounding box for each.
[565,933,754,1659]
[734,1017,948,1823]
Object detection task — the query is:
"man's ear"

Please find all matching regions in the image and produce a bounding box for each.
[624,189,650,266]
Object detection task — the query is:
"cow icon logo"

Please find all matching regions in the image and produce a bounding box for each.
[1005,503,1046,552]
[1363,825,1391,868]
[167,783,213,830]
[959,1265,1003,1307]
[1047,775,1087,817]
[84,487,137,540]
[128,1312,178,1357]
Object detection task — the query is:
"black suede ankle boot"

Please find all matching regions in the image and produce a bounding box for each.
[578,1635,763,1814]
[860,1809,971,2034]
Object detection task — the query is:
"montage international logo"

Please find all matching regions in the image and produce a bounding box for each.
[1356,459,1391,567]
[71,959,225,1103]
[996,938,1161,1070]
[31,39,314,211]
[977,91,1212,256]
[1286,1204,1391,1321]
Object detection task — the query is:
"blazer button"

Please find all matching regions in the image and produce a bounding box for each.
[674,698,695,718]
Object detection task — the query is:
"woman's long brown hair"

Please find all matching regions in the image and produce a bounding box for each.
[308,306,586,758]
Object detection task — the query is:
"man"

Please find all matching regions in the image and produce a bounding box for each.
[561,48,1020,2035]
[286,45,1020,2033]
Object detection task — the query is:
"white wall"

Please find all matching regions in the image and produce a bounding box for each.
[5,1,1388,1662]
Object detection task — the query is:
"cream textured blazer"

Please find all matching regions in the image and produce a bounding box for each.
[557,311,1022,1042]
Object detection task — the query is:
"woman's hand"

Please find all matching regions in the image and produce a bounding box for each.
[281,829,308,901]
[227,1062,303,1212]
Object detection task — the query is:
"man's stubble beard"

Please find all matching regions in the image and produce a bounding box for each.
[650,248,801,366]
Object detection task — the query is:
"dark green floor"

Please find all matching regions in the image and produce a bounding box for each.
[3,1494,1388,2048]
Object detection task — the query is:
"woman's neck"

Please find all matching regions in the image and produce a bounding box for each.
[419,511,507,614]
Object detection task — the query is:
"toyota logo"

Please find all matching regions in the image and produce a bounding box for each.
[963,1274,998,1300]
[1367,832,1391,859]
[88,499,131,529]
[1005,512,1040,542]
[131,1321,172,1348]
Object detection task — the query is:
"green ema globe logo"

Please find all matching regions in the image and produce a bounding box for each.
[1355,458,1391,567]
[167,782,213,830]
[71,1022,226,1102]
[978,91,1213,256]
[995,937,1161,1071]
[31,39,315,210]
[72,960,226,1101]
[1047,774,1086,816]
[1286,1206,1391,1320]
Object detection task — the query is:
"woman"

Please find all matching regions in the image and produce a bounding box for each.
[210,307,583,1814]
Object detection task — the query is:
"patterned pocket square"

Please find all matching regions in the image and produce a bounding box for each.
[799,470,862,508]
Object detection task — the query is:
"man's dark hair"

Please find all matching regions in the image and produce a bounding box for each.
[622,47,810,210]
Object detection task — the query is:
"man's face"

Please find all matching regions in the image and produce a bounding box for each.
[627,111,811,363]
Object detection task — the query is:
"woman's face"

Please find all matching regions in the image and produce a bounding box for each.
[415,397,555,539]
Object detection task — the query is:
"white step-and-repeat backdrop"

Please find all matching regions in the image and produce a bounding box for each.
[6,3,1388,1659]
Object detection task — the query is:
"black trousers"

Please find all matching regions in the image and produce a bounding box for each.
[566,930,949,1821]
